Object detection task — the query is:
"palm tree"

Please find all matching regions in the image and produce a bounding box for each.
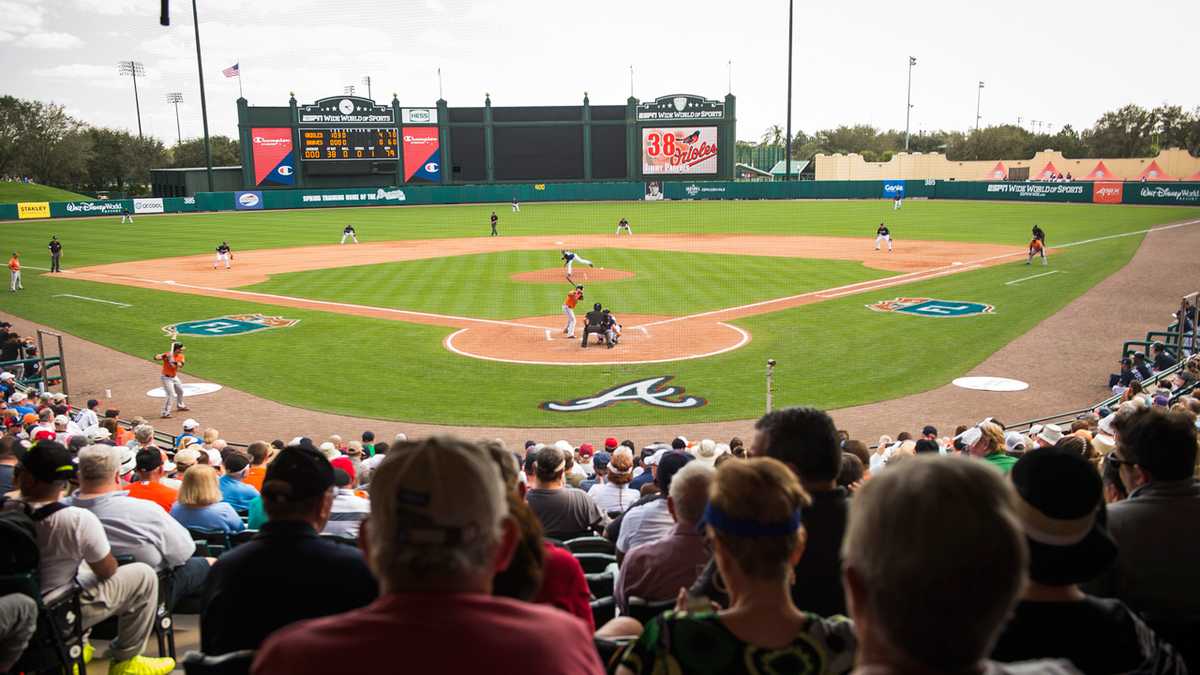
[761,125,785,147]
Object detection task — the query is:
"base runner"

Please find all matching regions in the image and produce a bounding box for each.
[341,224,358,244]
[155,342,189,418]
[1027,224,1047,265]
[616,217,632,235]
[562,285,584,338]
[213,241,232,269]
[875,223,893,252]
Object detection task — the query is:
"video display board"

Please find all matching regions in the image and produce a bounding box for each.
[301,128,398,161]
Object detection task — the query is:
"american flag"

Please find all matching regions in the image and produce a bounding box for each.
[222,63,239,78]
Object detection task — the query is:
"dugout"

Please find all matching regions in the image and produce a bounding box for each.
[234,92,736,190]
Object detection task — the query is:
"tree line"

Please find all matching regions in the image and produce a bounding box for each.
[0,96,240,194]
[743,103,1200,165]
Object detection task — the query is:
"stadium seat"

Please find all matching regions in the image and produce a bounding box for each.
[89,558,178,658]
[590,595,617,627]
[585,571,614,599]
[188,528,232,557]
[564,536,615,556]
[0,573,87,674]
[624,596,676,625]
[594,636,634,671]
[572,552,618,574]
[318,532,359,547]
[180,649,256,675]
[230,529,259,547]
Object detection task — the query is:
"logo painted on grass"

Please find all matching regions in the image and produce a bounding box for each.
[163,314,299,337]
[867,297,995,318]
[540,376,707,412]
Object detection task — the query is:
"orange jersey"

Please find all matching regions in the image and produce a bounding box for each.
[564,290,583,309]
[1030,239,1044,252]
[7,257,18,272]
[158,351,185,377]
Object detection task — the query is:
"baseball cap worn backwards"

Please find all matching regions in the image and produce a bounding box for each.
[21,441,76,482]
[261,446,335,504]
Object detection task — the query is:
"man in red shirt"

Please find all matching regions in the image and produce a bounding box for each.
[562,285,584,339]
[253,437,604,675]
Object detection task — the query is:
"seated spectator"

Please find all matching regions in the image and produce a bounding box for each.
[3,442,175,675]
[617,458,855,675]
[74,397,100,431]
[837,452,865,488]
[252,436,604,675]
[171,447,201,477]
[170,465,245,533]
[218,451,259,512]
[587,446,639,517]
[525,445,604,540]
[615,461,714,613]
[842,455,1077,675]
[991,446,1185,673]
[0,593,37,673]
[203,445,377,654]
[67,445,211,609]
[1109,357,1137,393]
[694,406,848,617]
[243,441,270,492]
[323,468,370,538]
[1150,341,1175,372]
[1033,423,1063,448]
[174,418,201,450]
[1088,408,1200,668]
[617,452,692,557]
[574,442,595,479]
[960,422,1017,473]
[1132,352,1153,380]
[0,435,17,494]
[129,423,159,457]
[124,448,179,512]
[579,450,609,492]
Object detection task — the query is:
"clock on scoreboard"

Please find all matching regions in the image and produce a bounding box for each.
[301,127,398,161]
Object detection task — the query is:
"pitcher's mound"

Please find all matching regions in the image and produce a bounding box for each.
[511,268,634,283]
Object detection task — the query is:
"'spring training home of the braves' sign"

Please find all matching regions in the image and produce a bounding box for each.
[540,376,707,412]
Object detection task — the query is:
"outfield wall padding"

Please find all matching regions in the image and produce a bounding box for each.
[5,180,1198,220]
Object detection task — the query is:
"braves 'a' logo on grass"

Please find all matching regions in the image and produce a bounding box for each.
[164,314,299,337]
[540,376,707,412]
[867,297,994,318]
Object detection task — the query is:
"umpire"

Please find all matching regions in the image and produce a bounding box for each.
[581,303,608,349]
[48,236,62,273]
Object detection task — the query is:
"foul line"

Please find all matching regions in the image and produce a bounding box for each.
[631,218,1200,330]
[53,294,132,308]
[1005,270,1061,286]
[443,322,751,366]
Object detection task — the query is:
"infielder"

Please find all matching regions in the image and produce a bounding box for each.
[561,249,594,281]
[616,217,632,235]
[213,241,233,269]
[875,223,893,252]
[490,211,499,237]
[562,285,584,338]
[8,252,21,292]
[511,197,520,213]
[48,236,62,272]
[120,205,133,224]
[341,224,358,244]
[155,342,189,418]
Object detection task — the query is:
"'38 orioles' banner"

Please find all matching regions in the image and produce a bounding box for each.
[251,128,295,187]
[641,127,719,174]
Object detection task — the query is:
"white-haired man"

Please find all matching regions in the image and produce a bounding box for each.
[253,436,604,674]
[842,455,1078,675]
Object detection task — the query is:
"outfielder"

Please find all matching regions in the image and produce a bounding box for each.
[616,217,632,235]
[213,241,233,269]
[341,224,358,244]
[490,211,499,237]
[875,223,893,252]
[511,197,520,213]
[155,342,189,418]
[893,193,903,210]
[120,205,133,224]
[562,285,584,338]
[8,252,21,292]
[561,249,594,282]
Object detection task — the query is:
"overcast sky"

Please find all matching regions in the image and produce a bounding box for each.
[1,0,1196,146]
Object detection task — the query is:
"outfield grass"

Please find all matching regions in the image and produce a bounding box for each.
[1,199,1198,426]
[0,181,89,204]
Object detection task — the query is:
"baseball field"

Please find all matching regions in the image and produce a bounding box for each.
[3,199,1199,427]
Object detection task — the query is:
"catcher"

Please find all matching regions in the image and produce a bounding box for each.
[602,309,621,348]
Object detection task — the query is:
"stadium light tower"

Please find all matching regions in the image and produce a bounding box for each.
[117,60,146,139]
[191,0,214,191]
[975,81,985,132]
[362,75,373,101]
[344,85,356,96]
[904,56,916,151]
[784,0,793,182]
[166,92,184,145]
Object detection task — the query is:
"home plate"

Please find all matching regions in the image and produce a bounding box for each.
[952,261,963,266]
[952,376,1028,392]
[147,382,222,398]
[554,241,563,245]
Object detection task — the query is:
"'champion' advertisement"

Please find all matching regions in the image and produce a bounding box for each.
[251,128,295,187]
[402,127,441,183]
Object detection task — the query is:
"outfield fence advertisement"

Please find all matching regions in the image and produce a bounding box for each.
[133,197,164,214]
[883,180,905,199]
[1093,182,1123,204]
[17,202,50,219]
[402,127,441,183]
[234,191,264,210]
[1123,183,1200,205]
[62,200,125,216]
[641,127,719,174]
[251,128,296,187]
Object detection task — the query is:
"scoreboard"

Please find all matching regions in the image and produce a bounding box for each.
[301,127,398,161]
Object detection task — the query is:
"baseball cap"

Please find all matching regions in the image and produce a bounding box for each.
[370,438,507,548]
[32,429,56,443]
[173,447,202,470]
[1004,432,1028,453]
[644,447,670,467]
[1037,424,1064,445]
[656,451,694,492]
[592,451,611,472]
[921,425,938,437]
[331,456,356,483]
[20,441,76,482]
[604,437,618,450]
[135,448,166,473]
[262,446,335,504]
[0,372,13,381]
[53,415,69,427]
[86,427,111,441]
[182,418,199,431]
[1011,446,1116,585]
[117,446,137,475]
[332,468,353,488]
[21,413,38,426]
[578,443,595,459]
[223,451,250,474]
[693,439,722,466]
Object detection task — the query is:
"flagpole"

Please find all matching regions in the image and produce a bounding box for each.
[237,57,244,99]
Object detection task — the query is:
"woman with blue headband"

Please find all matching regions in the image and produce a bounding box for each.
[617,458,857,675]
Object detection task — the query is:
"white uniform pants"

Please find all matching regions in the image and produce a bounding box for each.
[214,252,230,268]
[512,203,520,212]
[1028,248,1047,265]
[616,225,632,235]
[120,214,133,223]
[563,306,576,336]
[9,270,20,291]
[161,375,185,415]
[341,233,358,244]
[875,235,892,251]
[566,256,593,275]
[893,199,902,210]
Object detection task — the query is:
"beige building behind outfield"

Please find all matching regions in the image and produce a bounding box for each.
[815,147,1200,182]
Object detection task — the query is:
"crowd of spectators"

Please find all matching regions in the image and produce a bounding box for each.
[3,347,1200,673]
